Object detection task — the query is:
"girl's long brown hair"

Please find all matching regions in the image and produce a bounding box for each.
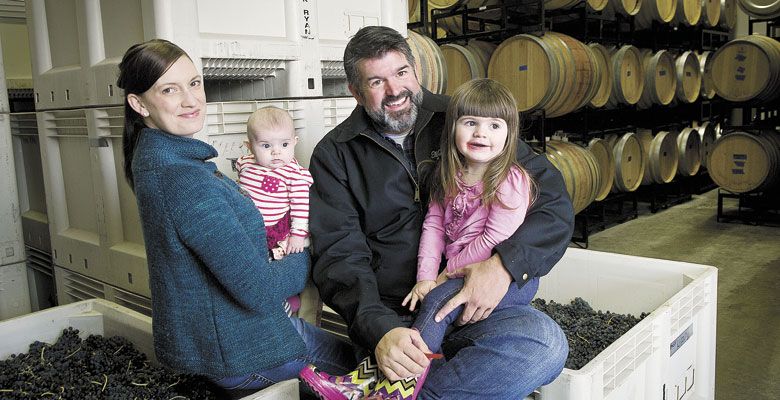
[430,79,536,208]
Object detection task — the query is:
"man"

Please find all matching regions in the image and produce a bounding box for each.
[308,26,574,399]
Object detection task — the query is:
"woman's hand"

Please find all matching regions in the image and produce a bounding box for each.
[401,280,437,311]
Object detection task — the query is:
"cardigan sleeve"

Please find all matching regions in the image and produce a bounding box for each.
[164,167,308,312]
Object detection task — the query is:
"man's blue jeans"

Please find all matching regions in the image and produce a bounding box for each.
[412,277,569,399]
[213,317,357,392]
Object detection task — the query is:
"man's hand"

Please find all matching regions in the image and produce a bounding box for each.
[435,254,512,325]
[286,236,306,254]
[402,280,437,311]
[374,327,430,381]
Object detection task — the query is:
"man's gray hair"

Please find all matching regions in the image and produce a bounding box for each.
[343,26,416,90]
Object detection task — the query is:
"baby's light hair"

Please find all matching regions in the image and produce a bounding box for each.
[246,106,295,142]
[432,79,536,208]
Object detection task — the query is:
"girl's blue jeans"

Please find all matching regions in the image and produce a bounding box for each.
[412,277,569,399]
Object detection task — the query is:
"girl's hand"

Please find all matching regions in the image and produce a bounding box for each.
[402,280,437,311]
[286,236,306,254]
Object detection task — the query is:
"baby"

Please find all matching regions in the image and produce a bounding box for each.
[236,106,313,315]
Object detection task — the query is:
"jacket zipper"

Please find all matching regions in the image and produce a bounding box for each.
[411,109,434,204]
[360,132,420,203]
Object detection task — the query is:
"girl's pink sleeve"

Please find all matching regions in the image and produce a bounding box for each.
[446,167,531,272]
[417,201,446,281]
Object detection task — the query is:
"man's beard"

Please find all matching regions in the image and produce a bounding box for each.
[365,89,424,134]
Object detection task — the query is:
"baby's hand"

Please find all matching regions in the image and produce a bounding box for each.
[401,280,437,312]
[286,236,306,254]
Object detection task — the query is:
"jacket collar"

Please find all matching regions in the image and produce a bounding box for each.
[335,88,449,143]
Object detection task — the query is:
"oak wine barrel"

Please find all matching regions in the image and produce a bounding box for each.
[547,0,610,11]
[697,121,718,168]
[708,131,780,192]
[606,45,645,107]
[440,40,497,95]
[407,30,448,94]
[546,140,602,213]
[611,132,646,192]
[638,49,677,108]
[676,127,703,176]
[635,0,678,29]
[610,0,644,15]
[702,0,723,26]
[710,34,780,103]
[638,130,679,184]
[674,0,703,25]
[589,43,614,108]
[588,138,616,200]
[737,0,780,18]
[698,51,716,99]
[468,40,498,71]
[489,32,599,117]
[675,51,702,104]
[719,0,738,29]
[441,44,482,95]
[436,1,501,36]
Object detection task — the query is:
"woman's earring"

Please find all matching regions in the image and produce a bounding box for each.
[141,111,149,117]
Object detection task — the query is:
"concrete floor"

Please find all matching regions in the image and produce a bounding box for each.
[583,189,780,400]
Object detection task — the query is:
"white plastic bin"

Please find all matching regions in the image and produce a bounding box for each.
[37,109,109,281]
[0,299,299,399]
[11,112,51,253]
[0,262,32,320]
[54,265,109,307]
[25,0,407,108]
[26,246,55,312]
[24,0,88,110]
[535,248,717,400]
[205,97,356,176]
[89,106,150,297]
[0,113,25,266]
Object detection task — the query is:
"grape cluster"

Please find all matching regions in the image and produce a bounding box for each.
[533,297,648,370]
[0,328,219,399]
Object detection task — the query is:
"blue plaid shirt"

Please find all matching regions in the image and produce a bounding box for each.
[381,132,417,180]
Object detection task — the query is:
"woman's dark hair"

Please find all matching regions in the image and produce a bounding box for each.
[116,39,187,189]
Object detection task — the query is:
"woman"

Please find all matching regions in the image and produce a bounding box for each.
[116,39,355,397]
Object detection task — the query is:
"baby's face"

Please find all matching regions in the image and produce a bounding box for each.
[247,125,297,169]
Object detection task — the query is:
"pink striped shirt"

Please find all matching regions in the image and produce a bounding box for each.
[236,156,314,238]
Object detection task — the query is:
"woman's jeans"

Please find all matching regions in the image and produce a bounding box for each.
[411,277,569,400]
[213,317,357,392]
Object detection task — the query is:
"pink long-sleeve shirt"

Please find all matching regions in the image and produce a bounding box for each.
[417,166,531,281]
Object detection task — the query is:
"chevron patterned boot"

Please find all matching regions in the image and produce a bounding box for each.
[364,362,431,400]
[299,356,379,400]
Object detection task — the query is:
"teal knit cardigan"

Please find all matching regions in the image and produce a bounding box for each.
[132,128,307,377]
